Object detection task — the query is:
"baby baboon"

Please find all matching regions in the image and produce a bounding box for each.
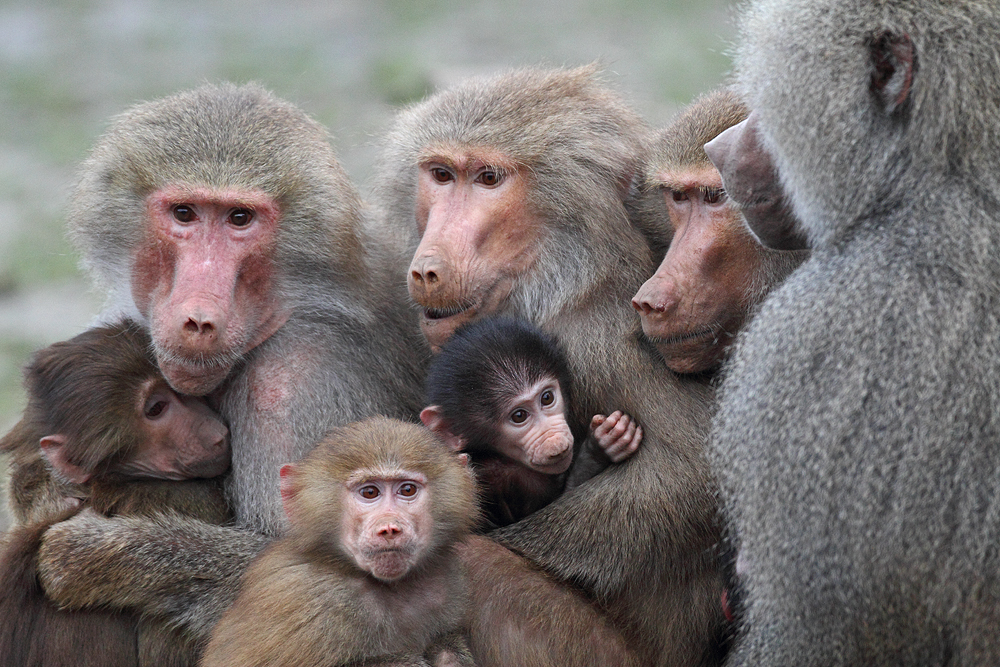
[711,0,1000,664]
[202,417,477,667]
[630,88,807,375]
[0,320,230,667]
[421,316,641,528]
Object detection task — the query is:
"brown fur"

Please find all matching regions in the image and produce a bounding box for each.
[0,482,229,667]
[377,66,724,667]
[3,420,72,525]
[0,321,231,667]
[22,322,169,471]
[202,417,476,667]
[0,511,138,667]
[2,322,174,523]
[656,90,749,171]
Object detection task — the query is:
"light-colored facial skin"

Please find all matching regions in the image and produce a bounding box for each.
[339,471,433,582]
[420,380,643,472]
[632,166,767,375]
[123,379,231,480]
[407,149,544,351]
[132,185,290,395]
[590,411,643,463]
[40,378,230,485]
[496,380,574,475]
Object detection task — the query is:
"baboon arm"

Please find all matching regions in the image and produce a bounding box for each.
[36,509,269,641]
[495,435,717,594]
[493,308,718,600]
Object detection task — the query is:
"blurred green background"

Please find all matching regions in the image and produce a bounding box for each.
[0,0,736,524]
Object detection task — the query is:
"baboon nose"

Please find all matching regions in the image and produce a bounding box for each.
[410,268,440,286]
[378,524,402,538]
[184,317,216,336]
[177,311,224,356]
[632,296,653,314]
[633,294,671,315]
[408,254,449,297]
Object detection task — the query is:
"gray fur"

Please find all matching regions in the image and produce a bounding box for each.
[35,83,430,644]
[711,0,1000,663]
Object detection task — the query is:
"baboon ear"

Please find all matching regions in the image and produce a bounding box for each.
[40,434,92,484]
[705,115,809,251]
[870,30,915,114]
[420,406,467,452]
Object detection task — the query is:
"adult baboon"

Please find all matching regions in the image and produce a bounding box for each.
[34,84,429,647]
[711,0,1000,664]
[630,89,807,375]
[377,66,723,667]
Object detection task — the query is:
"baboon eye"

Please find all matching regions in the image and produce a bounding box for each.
[540,390,555,407]
[172,205,196,222]
[477,170,502,187]
[398,483,418,498]
[704,188,727,205]
[510,408,529,424]
[229,209,253,227]
[671,190,689,202]
[430,167,453,184]
[145,400,168,419]
[359,485,380,500]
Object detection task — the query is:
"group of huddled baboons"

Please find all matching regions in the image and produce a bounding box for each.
[2,0,999,665]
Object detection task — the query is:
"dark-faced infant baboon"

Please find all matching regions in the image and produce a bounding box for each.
[421,316,641,528]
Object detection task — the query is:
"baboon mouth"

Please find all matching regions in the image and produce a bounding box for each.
[423,303,474,320]
[369,547,413,559]
[155,345,243,371]
[652,328,718,346]
[531,454,573,475]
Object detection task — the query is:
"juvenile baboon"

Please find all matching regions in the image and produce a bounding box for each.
[0,320,231,667]
[630,89,807,375]
[377,65,723,667]
[421,316,642,528]
[710,0,1000,664]
[33,84,429,650]
[201,417,476,667]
